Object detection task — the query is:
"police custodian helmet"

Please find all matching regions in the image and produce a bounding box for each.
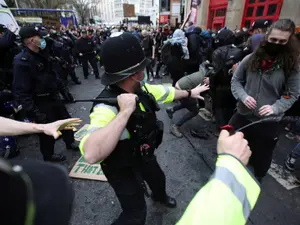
[100,32,150,86]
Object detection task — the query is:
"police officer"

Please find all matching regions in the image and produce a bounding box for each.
[75,30,100,79]
[13,26,79,162]
[79,33,209,225]
[50,30,81,85]
[0,24,18,89]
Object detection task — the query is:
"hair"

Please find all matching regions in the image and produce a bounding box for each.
[249,19,300,76]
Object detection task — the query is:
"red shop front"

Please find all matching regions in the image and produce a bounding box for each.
[159,15,169,24]
[207,0,228,30]
[241,0,283,28]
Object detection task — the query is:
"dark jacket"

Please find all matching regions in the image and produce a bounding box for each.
[141,36,154,57]
[75,37,96,55]
[12,48,64,122]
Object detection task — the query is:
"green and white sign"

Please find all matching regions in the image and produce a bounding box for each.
[69,156,107,181]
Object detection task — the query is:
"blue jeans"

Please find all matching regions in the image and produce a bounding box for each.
[290,143,300,159]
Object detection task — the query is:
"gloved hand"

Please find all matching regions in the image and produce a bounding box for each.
[61,90,75,103]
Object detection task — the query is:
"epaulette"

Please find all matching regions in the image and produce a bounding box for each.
[21,56,28,61]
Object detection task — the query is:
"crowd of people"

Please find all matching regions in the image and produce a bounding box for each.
[1,16,300,225]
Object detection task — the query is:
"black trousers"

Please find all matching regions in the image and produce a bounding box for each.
[101,156,167,225]
[37,99,74,160]
[81,55,99,78]
[229,113,280,178]
[60,69,79,84]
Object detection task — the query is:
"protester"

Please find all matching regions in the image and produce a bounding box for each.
[230,19,300,182]
[162,29,189,86]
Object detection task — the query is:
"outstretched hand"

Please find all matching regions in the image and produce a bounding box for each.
[39,118,82,139]
[191,84,210,100]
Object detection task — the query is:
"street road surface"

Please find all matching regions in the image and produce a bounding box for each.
[16,67,300,225]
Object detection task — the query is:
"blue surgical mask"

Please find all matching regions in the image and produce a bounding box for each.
[40,39,47,50]
[140,71,148,86]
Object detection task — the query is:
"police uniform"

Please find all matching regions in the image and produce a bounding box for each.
[13,26,78,162]
[0,25,18,89]
[51,34,81,85]
[75,30,100,79]
[177,154,260,225]
[80,33,176,225]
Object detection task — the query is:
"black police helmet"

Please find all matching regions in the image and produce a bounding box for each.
[100,32,149,86]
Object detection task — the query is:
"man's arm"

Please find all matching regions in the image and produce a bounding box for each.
[177,131,260,225]
[144,83,209,104]
[0,117,80,138]
[81,94,136,164]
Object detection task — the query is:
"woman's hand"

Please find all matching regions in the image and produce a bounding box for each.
[203,77,210,85]
[243,96,257,110]
[259,105,274,116]
[191,84,210,100]
[38,118,81,139]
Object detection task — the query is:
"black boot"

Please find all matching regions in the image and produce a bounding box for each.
[74,80,81,85]
[44,153,66,162]
[166,107,174,119]
[152,195,177,208]
[66,142,79,151]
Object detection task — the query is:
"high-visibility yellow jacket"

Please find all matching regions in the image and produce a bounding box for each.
[176,154,261,225]
[79,83,175,155]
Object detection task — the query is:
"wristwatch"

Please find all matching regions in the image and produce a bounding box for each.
[186,90,192,97]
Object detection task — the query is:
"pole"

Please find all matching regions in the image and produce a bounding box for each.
[14,0,19,8]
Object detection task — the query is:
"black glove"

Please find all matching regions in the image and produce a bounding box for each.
[61,90,75,103]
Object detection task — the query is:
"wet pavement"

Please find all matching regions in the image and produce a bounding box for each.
[16,67,300,225]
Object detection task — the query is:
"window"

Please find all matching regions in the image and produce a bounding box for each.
[207,5,226,30]
[242,0,283,29]
[256,6,264,16]
[267,4,277,16]
[246,7,254,17]
[216,8,226,17]
[244,20,251,28]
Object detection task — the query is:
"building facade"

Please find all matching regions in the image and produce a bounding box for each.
[184,0,300,30]
[96,0,158,24]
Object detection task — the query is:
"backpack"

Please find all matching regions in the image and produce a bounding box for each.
[213,45,245,75]
[161,42,172,65]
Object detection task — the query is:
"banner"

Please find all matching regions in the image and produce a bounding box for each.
[189,0,201,24]
[159,15,168,24]
[189,7,198,24]
[123,3,135,17]
[191,0,201,7]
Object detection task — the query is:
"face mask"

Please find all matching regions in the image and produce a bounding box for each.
[136,71,148,87]
[264,42,285,56]
[39,39,47,50]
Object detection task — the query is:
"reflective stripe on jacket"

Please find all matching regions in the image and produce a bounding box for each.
[79,83,175,156]
[176,154,261,225]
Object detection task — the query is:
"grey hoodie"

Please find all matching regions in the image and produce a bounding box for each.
[231,54,300,121]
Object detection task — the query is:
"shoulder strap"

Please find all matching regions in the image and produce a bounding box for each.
[90,86,120,113]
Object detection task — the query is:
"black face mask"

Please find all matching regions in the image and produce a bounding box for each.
[264,42,286,56]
